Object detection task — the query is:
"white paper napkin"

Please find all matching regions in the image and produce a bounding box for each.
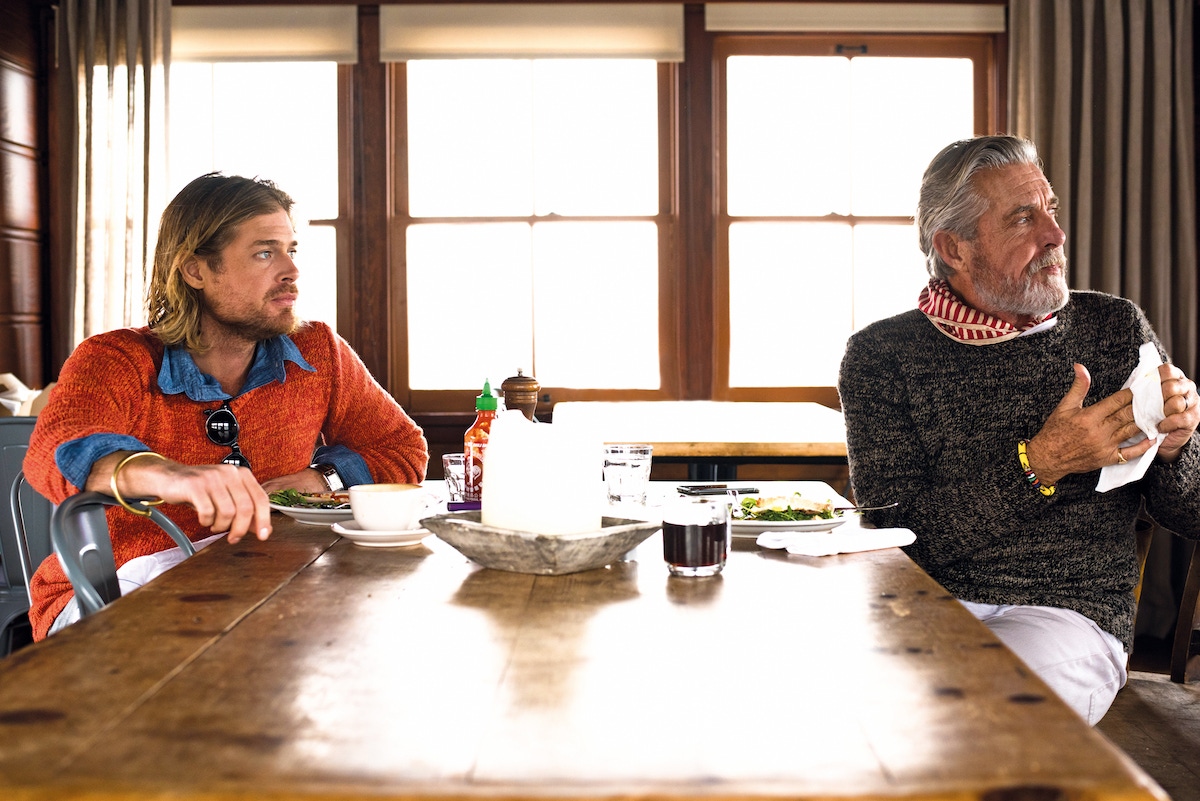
[755,517,915,557]
[1096,342,1166,492]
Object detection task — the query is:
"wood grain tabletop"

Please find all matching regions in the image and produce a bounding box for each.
[0,513,1166,801]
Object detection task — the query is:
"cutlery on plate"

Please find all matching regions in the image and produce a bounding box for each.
[834,502,899,513]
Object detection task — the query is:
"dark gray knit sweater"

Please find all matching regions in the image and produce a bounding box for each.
[838,290,1200,651]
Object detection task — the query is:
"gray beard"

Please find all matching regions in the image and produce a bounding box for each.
[974,252,1070,319]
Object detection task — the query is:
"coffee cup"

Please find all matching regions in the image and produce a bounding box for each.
[349,483,435,531]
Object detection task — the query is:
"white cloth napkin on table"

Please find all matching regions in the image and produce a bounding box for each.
[755,516,915,557]
[1096,342,1166,493]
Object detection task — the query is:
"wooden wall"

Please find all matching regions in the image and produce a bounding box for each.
[0,0,46,390]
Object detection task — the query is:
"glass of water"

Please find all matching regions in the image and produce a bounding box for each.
[603,444,653,505]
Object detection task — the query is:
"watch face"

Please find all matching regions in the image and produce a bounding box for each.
[312,463,342,491]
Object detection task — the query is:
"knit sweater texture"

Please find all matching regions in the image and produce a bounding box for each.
[23,322,428,640]
[838,290,1200,652]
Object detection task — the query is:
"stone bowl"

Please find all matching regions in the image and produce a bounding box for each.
[419,511,660,576]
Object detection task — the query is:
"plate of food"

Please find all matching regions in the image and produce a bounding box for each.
[730,492,846,538]
[269,489,355,526]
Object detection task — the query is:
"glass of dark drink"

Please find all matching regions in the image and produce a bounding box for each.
[662,497,730,577]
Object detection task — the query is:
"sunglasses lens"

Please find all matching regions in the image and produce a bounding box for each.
[206,407,239,447]
[221,450,252,470]
[205,403,250,470]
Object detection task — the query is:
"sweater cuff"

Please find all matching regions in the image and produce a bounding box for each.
[55,434,151,492]
[311,444,372,487]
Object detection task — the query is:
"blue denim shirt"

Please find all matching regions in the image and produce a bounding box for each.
[55,335,372,489]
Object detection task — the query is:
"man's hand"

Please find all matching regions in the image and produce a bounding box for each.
[1155,363,1198,462]
[1025,363,1153,486]
[88,454,273,544]
[260,469,333,496]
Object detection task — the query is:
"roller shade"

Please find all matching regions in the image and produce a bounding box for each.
[379,4,685,61]
[705,3,1006,33]
[171,5,358,63]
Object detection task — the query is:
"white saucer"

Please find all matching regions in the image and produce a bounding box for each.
[270,503,354,526]
[332,520,430,548]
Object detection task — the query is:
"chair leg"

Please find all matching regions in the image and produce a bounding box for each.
[1170,540,1200,683]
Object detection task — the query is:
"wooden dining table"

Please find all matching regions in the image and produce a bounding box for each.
[0,493,1166,801]
[551,401,847,479]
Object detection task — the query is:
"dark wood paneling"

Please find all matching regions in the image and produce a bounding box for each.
[0,63,36,146]
[0,0,45,389]
[0,236,39,315]
[0,143,38,230]
[0,3,38,69]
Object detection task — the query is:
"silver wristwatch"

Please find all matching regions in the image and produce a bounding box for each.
[310,462,344,492]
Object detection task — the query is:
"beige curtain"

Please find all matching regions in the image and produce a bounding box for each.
[53,0,169,352]
[1009,0,1197,380]
[1011,0,1198,643]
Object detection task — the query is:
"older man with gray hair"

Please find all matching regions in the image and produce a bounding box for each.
[838,135,1200,724]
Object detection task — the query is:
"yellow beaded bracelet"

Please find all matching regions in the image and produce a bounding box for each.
[1017,440,1055,497]
[109,451,168,517]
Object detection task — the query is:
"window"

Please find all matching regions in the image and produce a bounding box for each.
[154,9,1003,418]
[716,36,991,392]
[391,32,996,412]
[166,61,340,327]
[403,59,664,393]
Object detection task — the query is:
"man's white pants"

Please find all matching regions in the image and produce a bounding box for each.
[48,532,225,636]
[960,600,1128,725]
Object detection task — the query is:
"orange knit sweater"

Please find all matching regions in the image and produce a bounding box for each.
[23,322,428,640]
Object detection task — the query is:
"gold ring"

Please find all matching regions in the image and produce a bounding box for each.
[1116,449,1127,465]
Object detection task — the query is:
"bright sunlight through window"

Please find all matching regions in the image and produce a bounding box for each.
[167,62,339,328]
[405,60,660,391]
[725,56,974,387]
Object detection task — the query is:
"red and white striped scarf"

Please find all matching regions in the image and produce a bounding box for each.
[917,279,1054,345]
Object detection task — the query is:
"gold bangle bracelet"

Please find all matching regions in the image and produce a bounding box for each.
[109,451,168,517]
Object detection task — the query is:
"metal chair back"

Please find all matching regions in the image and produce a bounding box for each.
[51,492,195,618]
[2,467,51,655]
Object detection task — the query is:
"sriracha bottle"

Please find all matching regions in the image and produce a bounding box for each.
[463,380,499,502]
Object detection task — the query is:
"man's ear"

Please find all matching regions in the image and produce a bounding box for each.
[932,230,970,274]
[180,256,205,290]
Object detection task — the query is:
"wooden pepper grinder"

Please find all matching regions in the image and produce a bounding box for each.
[501,369,540,422]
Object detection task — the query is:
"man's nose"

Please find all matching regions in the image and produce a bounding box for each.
[1044,214,1066,249]
[280,253,299,281]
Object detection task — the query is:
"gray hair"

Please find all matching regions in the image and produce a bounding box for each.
[917,135,1043,280]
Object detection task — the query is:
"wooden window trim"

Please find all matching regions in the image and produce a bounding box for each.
[387,60,683,416]
[710,32,1004,407]
[338,9,1005,417]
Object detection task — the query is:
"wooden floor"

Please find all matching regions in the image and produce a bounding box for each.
[1097,641,1200,801]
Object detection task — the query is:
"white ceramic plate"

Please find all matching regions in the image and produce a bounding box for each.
[270,503,355,526]
[333,520,430,548]
[730,516,847,539]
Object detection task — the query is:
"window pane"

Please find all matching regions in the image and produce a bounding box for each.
[532,60,658,215]
[295,224,338,327]
[408,60,534,217]
[406,59,660,393]
[532,222,659,388]
[726,55,973,218]
[728,223,853,387]
[726,57,850,216]
[409,60,658,217]
[168,62,339,327]
[852,224,929,330]
[406,223,534,390]
[724,51,977,389]
[169,63,338,219]
[850,58,975,215]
